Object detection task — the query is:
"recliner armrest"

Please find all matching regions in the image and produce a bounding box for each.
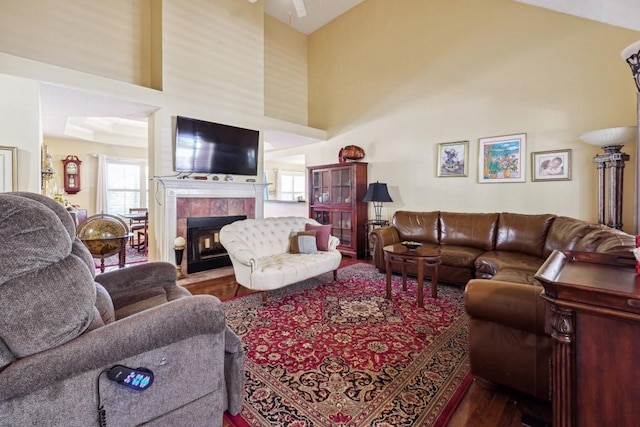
[464,279,546,334]
[0,295,226,401]
[95,262,183,297]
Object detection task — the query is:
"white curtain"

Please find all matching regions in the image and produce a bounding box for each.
[95,154,108,214]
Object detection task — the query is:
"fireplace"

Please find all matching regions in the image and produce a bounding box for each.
[186,215,246,274]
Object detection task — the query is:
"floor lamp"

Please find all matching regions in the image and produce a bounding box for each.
[621,40,640,234]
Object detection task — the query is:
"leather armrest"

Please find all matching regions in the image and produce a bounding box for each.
[0,295,226,401]
[369,226,401,270]
[464,279,546,334]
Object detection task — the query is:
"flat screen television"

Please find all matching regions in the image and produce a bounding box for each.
[174,116,259,175]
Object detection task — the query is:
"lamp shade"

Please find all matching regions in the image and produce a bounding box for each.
[578,126,637,147]
[363,182,393,203]
[621,40,640,92]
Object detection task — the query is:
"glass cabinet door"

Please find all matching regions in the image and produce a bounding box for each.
[312,210,330,225]
[331,211,352,247]
[330,168,352,204]
[312,170,330,203]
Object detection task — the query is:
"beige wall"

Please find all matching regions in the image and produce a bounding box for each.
[0,0,156,87]
[264,15,308,125]
[294,0,640,232]
[44,138,148,217]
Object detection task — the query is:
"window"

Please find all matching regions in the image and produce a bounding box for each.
[279,171,305,201]
[105,158,148,215]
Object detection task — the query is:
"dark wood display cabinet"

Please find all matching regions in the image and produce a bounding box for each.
[535,250,640,427]
[308,162,368,258]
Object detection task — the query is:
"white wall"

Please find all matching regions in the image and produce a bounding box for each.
[0,75,41,192]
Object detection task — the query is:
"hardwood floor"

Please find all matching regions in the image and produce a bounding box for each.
[188,258,542,427]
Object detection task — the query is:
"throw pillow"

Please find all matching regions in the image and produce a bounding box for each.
[305,223,331,251]
[289,230,318,254]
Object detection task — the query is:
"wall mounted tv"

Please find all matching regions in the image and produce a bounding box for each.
[174,116,259,176]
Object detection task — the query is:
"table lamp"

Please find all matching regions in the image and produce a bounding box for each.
[363,181,393,222]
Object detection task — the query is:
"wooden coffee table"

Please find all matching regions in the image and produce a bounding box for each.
[383,243,441,307]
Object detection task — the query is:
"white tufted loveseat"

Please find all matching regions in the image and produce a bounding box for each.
[219,217,342,302]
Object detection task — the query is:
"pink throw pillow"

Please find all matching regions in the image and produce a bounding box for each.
[305,223,331,251]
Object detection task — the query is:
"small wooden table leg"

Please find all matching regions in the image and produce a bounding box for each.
[385,252,392,300]
[401,260,408,291]
[417,258,424,308]
[431,261,439,298]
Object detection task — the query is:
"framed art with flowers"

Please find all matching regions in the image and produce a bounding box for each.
[478,133,526,183]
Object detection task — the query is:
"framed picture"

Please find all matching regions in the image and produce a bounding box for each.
[531,149,571,181]
[478,133,526,183]
[437,141,468,177]
[0,146,17,192]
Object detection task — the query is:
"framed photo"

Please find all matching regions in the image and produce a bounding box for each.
[437,141,468,177]
[0,146,17,192]
[531,149,571,181]
[478,133,526,183]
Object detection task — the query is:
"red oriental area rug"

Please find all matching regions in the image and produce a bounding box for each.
[94,245,148,271]
[223,263,471,427]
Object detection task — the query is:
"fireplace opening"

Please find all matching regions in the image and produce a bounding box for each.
[186,215,246,274]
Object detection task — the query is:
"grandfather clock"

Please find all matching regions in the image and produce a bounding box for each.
[62,155,82,194]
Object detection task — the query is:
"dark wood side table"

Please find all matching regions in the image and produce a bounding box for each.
[383,243,441,307]
[364,219,389,259]
[535,250,640,427]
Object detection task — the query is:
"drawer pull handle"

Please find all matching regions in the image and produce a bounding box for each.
[627,299,640,308]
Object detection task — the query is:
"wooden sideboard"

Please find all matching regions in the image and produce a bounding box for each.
[535,250,640,427]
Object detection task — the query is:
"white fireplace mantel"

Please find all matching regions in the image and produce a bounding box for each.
[155,178,268,263]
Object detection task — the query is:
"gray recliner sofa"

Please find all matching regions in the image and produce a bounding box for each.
[0,192,244,426]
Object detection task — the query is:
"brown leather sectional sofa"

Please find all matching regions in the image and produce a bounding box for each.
[369,210,635,400]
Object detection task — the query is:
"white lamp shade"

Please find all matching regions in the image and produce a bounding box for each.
[621,40,640,92]
[578,126,637,147]
[621,40,640,61]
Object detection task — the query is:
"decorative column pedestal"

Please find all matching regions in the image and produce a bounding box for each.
[592,144,630,229]
[579,126,636,231]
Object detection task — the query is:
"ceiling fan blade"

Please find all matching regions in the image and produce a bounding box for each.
[292,0,307,18]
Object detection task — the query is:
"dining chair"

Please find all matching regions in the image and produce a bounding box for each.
[128,208,148,250]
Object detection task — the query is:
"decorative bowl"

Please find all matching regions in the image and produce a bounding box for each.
[341,145,365,161]
[578,126,637,147]
[402,241,422,250]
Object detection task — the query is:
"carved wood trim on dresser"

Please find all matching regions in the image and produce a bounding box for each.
[536,250,640,427]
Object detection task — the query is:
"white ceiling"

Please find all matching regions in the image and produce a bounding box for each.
[515,0,640,33]
[40,0,640,152]
[264,0,365,35]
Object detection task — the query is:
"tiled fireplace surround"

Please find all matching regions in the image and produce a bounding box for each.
[176,197,255,273]
[156,178,267,272]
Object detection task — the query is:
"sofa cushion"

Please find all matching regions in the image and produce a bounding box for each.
[439,245,486,269]
[574,225,636,254]
[305,223,331,251]
[289,230,318,254]
[543,216,600,258]
[440,212,499,251]
[475,250,544,278]
[392,211,440,244]
[495,213,555,258]
[491,268,540,285]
